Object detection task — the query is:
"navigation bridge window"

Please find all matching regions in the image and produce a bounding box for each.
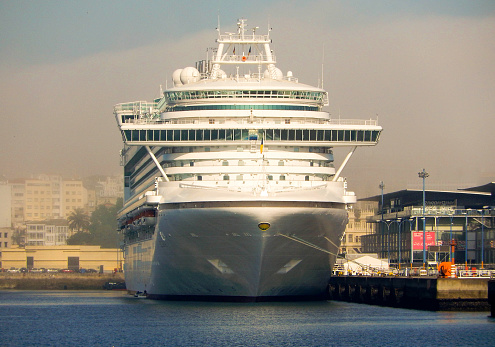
[167,105,319,112]
[123,129,381,144]
[164,90,327,103]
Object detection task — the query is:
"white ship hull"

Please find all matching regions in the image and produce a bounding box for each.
[115,19,381,301]
[124,204,347,300]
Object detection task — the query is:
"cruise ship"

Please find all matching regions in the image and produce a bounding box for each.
[114,19,382,301]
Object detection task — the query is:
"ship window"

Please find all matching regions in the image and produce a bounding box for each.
[350,130,357,141]
[302,130,309,141]
[226,129,233,141]
[234,129,241,140]
[209,119,215,124]
[196,130,203,141]
[124,130,131,141]
[219,129,225,140]
[210,130,218,140]
[267,175,273,180]
[285,119,290,124]
[222,161,229,166]
[139,130,146,141]
[357,130,364,141]
[188,130,195,141]
[238,160,245,166]
[344,130,350,141]
[294,147,299,152]
[205,147,210,152]
[273,129,281,140]
[317,130,324,141]
[197,175,202,181]
[173,130,180,141]
[278,161,284,166]
[288,130,295,141]
[147,130,154,141]
[280,175,286,181]
[236,175,243,181]
[190,162,194,166]
[223,175,229,180]
[167,130,173,141]
[310,130,317,141]
[203,129,210,140]
[372,131,379,141]
[264,130,273,141]
[281,129,288,141]
[296,130,302,141]
[337,130,344,141]
[181,130,188,141]
[305,176,310,181]
[365,131,371,142]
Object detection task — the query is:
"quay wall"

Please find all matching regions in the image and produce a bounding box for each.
[328,276,490,311]
[0,273,125,290]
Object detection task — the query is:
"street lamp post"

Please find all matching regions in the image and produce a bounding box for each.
[379,181,385,259]
[449,215,454,263]
[377,219,393,267]
[481,209,485,269]
[418,169,429,268]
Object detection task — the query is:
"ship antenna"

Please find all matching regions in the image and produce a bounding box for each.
[217,11,220,33]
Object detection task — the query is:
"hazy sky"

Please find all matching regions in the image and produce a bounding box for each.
[1,0,494,197]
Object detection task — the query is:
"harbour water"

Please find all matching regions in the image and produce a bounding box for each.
[0,290,493,346]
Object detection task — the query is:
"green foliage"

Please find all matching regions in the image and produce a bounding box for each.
[66,231,94,245]
[66,198,123,248]
[67,208,90,232]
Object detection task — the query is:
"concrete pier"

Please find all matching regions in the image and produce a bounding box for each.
[328,276,490,311]
[0,272,125,290]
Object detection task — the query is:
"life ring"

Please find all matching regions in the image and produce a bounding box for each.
[242,56,247,62]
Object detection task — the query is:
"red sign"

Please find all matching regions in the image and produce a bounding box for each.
[413,232,436,250]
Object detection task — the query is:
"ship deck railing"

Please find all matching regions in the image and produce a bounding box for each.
[119,117,379,127]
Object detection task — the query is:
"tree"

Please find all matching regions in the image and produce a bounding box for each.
[12,228,26,247]
[88,198,123,248]
[66,231,94,245]
[67,208,90,233]
[66,199,123,248]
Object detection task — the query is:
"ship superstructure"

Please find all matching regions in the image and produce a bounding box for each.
[114,19,382,300]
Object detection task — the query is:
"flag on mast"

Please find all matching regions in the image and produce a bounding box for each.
[248,46,251,56]
[260,137,264,154]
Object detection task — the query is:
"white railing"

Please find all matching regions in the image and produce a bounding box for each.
[458,269,493,278]
[120,116,379,127]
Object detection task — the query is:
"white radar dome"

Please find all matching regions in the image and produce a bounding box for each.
[180,67,200,84]
[172,69,183,86]
[263,68,283,80]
